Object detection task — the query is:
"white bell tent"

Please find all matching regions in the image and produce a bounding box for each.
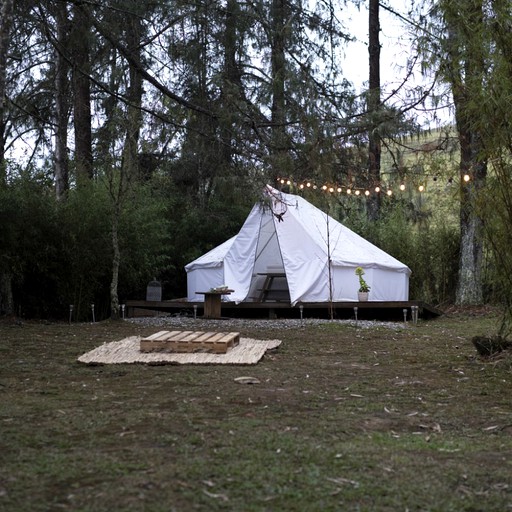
[185,185,411,304]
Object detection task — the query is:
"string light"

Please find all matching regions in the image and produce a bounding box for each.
[275,174,469,198]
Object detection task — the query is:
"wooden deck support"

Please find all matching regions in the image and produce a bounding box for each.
[126,299,442,320]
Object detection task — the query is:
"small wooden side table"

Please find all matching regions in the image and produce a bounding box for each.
[196,290,234,319]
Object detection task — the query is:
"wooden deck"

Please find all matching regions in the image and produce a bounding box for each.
[126,298,442,320]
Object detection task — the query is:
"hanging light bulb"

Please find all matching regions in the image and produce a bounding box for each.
[355,190,360,196]
[399,184,405,191]
[329,187,334,193]
[337,187,342,193]
[347,189,352,195]
[375,186,380,193]
[365,190,370,196]
[463,174,471,182]
[322,185,327,191]
[387,190,393,196]
[280,178,285,184]
[286,179,291,185]
[299,183,304,189]
[306,181,311,187]
[418,185,425,192]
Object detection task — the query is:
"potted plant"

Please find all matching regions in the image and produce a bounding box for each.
[355,267,370,301]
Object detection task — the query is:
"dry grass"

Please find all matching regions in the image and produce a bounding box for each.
[1,309,512,511]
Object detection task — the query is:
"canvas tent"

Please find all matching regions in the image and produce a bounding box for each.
[185,185,411,304]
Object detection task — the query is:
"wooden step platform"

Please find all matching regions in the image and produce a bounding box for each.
[139,330,240,354]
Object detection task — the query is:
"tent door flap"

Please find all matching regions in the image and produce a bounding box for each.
[257,272,290,302]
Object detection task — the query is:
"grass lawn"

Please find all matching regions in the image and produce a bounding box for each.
[1,309,511,511]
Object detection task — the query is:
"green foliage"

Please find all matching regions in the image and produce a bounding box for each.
[58,185,112,320]
[355,267,370,293]
[0,177,172,321]
[342,198,460,305]
[0,174,66,317]
[478,173,512,333]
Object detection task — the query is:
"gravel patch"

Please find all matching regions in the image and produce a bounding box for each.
[126,315,408,331]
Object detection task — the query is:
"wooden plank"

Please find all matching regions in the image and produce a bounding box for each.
[204,332,225,343]
[140,330,240,354]
[167,330,194,341]
[181,331,205,342]
[194,332,219,342]
[218,332,240,343]
[144,330,171,341]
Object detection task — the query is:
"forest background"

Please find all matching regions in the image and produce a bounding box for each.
[1,0,512,326]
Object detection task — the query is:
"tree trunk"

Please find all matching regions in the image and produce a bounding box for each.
[0,0,14,185]
[110,12,144,319]
[54,1,70,199]
[367,0,381,220]
[0,0,14,315]
[444,0,487,305]
[110,206,120,320]
[71,3,93,182]
[456,126,486,305]
[270,0,290,180]
[120,13,143,185]
[219,0,240,169]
